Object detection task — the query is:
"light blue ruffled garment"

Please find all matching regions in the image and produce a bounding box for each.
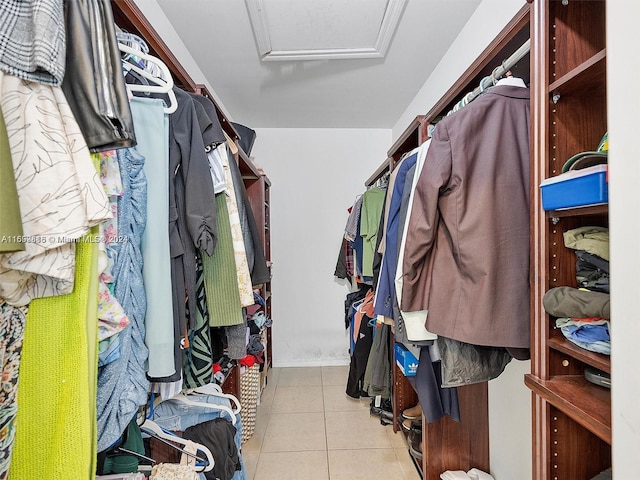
[96,146,150,451]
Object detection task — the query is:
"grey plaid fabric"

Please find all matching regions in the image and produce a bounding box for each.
[344,194,363,242]
[0,0,65,85]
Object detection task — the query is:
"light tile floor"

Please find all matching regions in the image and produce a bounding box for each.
[241,365,421,480]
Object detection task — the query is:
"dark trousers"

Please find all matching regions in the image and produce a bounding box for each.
[346,315,373,398]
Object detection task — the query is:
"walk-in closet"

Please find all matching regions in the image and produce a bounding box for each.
[0,0,638,479]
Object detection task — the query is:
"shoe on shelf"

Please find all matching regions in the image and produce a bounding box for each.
[401,403,422,421]
[408,429,423,463]
[401,417,423,433]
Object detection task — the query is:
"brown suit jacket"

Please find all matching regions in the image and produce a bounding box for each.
[401,85,531,348]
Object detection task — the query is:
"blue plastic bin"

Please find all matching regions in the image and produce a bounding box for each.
[540,164,608,211]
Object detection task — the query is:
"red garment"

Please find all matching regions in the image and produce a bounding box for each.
[239,355,256,367]
[572,317,606,323]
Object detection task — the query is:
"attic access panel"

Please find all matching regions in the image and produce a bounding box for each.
[245,0,407,61]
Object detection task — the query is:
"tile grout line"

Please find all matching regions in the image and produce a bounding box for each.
[251,367,357,479]
[322,369,332,480]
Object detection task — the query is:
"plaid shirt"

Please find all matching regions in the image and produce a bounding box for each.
[344,194,363,242]
[345,240,354,277]
[0,0,66,85]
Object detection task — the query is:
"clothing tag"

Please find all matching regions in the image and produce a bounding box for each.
[375,395,381,408]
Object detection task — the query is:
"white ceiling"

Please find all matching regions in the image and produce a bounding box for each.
[155,0,483,129]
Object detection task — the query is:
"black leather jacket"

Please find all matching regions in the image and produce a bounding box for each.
[62,0,136,152]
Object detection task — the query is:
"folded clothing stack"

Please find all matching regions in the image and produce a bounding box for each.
[543,287,611,355]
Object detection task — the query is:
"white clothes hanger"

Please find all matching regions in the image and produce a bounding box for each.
[170,392,238,425]
[191,383,242,415]
[140,419,215,472]
[118,43,177,114]
[116,30,165,81]
[223,131,239,155]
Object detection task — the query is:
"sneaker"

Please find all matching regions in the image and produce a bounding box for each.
[370,398,393,420]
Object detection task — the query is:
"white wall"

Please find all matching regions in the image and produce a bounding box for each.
[608,1,640,478]
[488,360,531,479]
[392,1,531,478]
[251,128,392,367]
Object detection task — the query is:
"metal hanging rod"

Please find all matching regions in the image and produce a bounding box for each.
[446,38,531,117]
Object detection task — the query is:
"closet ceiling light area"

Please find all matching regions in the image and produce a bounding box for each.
[153,0,482,128]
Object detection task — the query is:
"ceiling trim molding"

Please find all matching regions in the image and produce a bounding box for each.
[375,0,407,56]
[262,47,382,62]
[245,0,271,55]
[245,0,408,61]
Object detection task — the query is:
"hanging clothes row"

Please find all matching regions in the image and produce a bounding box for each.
[336,69,532,427]
[401,76,531,365]
[0,1,270,479]
[336,171,390,405]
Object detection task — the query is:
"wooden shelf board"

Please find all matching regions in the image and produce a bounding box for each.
[546,203,608,218]
[549,49,606,95]
[525,374,611,444]
[238,148,260,179]
[548,337,610,373]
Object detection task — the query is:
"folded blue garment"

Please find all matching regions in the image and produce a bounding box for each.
[562,323,610,343]
[558,321,610,355]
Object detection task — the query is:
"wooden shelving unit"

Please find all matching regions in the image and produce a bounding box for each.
[244,167,273,376]
[528,1,611,478]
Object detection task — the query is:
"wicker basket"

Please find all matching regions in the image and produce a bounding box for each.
[240,363,260,443]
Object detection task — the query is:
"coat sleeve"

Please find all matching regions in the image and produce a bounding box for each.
[400,121,453,312]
